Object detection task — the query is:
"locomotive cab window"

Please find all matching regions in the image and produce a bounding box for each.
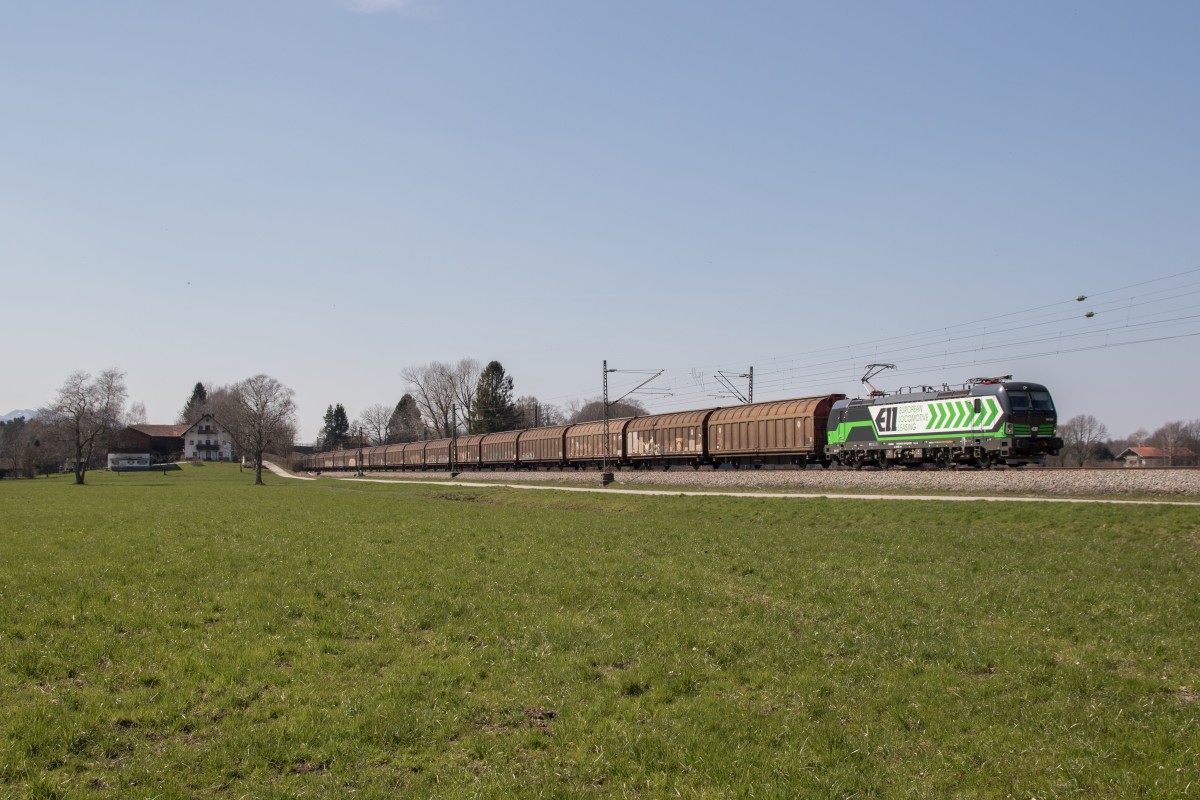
[1008,390,1055,412]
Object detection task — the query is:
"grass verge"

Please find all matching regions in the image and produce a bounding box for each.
[2,464,1198,797]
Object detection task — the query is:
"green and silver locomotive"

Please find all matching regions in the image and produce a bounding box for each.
[824,377,1061,468]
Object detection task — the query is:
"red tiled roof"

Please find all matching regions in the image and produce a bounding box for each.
[1124,446,1196,459]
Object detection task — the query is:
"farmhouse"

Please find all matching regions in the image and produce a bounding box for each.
[1115,446,1197,467]
[182,414,235,462]
[108,423,189,467]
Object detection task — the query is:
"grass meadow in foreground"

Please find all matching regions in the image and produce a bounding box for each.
[1,465,1198,798]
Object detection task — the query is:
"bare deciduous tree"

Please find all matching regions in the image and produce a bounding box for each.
[1149,421,1189,466]
[41,369,128,484]
[1186,419,1200,456]
[401,362,456,437]
[223,374,298,485]
[400,359,482,437]
[1059,414,1110,467]
[568,397,648,424]
[0,417,58,478]
[197,385,240,426]
[357,403,393,446]
[515,396,565,429]
[451,358,482,432]
[124,401,147,427]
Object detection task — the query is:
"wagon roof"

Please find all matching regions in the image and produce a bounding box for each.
[708,396,836,423]
[627,409,713,429]
[482,430,520,443]
[567,417,634,435]
[519,425,570,440]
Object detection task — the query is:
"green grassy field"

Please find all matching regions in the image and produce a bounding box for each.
[1,465,1197,798]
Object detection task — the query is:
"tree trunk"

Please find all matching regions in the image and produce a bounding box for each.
[74,441,86,484]
[254,455,264,485]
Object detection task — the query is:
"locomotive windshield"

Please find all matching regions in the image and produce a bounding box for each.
[1007,390,1054,412]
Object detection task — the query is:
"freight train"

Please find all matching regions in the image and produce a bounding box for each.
[301,378,1062,473]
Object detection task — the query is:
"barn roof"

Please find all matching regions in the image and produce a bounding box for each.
[129,424,190,438]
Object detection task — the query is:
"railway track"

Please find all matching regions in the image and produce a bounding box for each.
[360,465,1200,498]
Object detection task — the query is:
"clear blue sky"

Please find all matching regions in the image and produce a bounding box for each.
[3,1,1198,442]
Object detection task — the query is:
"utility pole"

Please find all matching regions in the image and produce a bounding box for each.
[602,360,612,477]
[601,360,664,484]
[716,367,754,404]
[450,405,458,475]
[356,426,364,477]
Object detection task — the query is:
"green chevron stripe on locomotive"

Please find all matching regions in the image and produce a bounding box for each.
[824,379,1063,468]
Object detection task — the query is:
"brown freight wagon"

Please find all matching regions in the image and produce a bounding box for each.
[454,434,485,469]
[517,425,570,468]
[402,441,427,470]
[565,418,632,468]
[626,409,714,469]
[424,439,452,468]
[707,395,844,468]
[379,443,406,470]
[481,430,520,468]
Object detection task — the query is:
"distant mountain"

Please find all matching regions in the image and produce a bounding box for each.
[1,409,37,423]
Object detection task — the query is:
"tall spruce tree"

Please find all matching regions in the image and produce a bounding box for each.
[470,361,518,434]
[180,382,208,424]
[319,403,351,449]
[387,394,424,442]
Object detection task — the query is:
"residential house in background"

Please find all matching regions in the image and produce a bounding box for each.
[1114,446,1197,467]
[183,414,235,462]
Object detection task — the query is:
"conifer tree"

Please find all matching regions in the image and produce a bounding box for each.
[180,382,208,424]
[387,394,424,442]
[319,403,351,449]
[470,361,518,434]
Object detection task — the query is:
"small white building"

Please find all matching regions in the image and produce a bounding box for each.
[107,453,151,471]
[182,414,235,462]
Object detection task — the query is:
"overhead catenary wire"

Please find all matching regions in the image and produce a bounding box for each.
[462,267,1200,415]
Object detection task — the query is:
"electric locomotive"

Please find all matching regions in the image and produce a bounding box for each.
[824,377,1061,468]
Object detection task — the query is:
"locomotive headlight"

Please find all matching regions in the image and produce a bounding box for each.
[1005,422,1013,435]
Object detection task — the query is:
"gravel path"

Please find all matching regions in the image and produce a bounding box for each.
[355,466,1200,498]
